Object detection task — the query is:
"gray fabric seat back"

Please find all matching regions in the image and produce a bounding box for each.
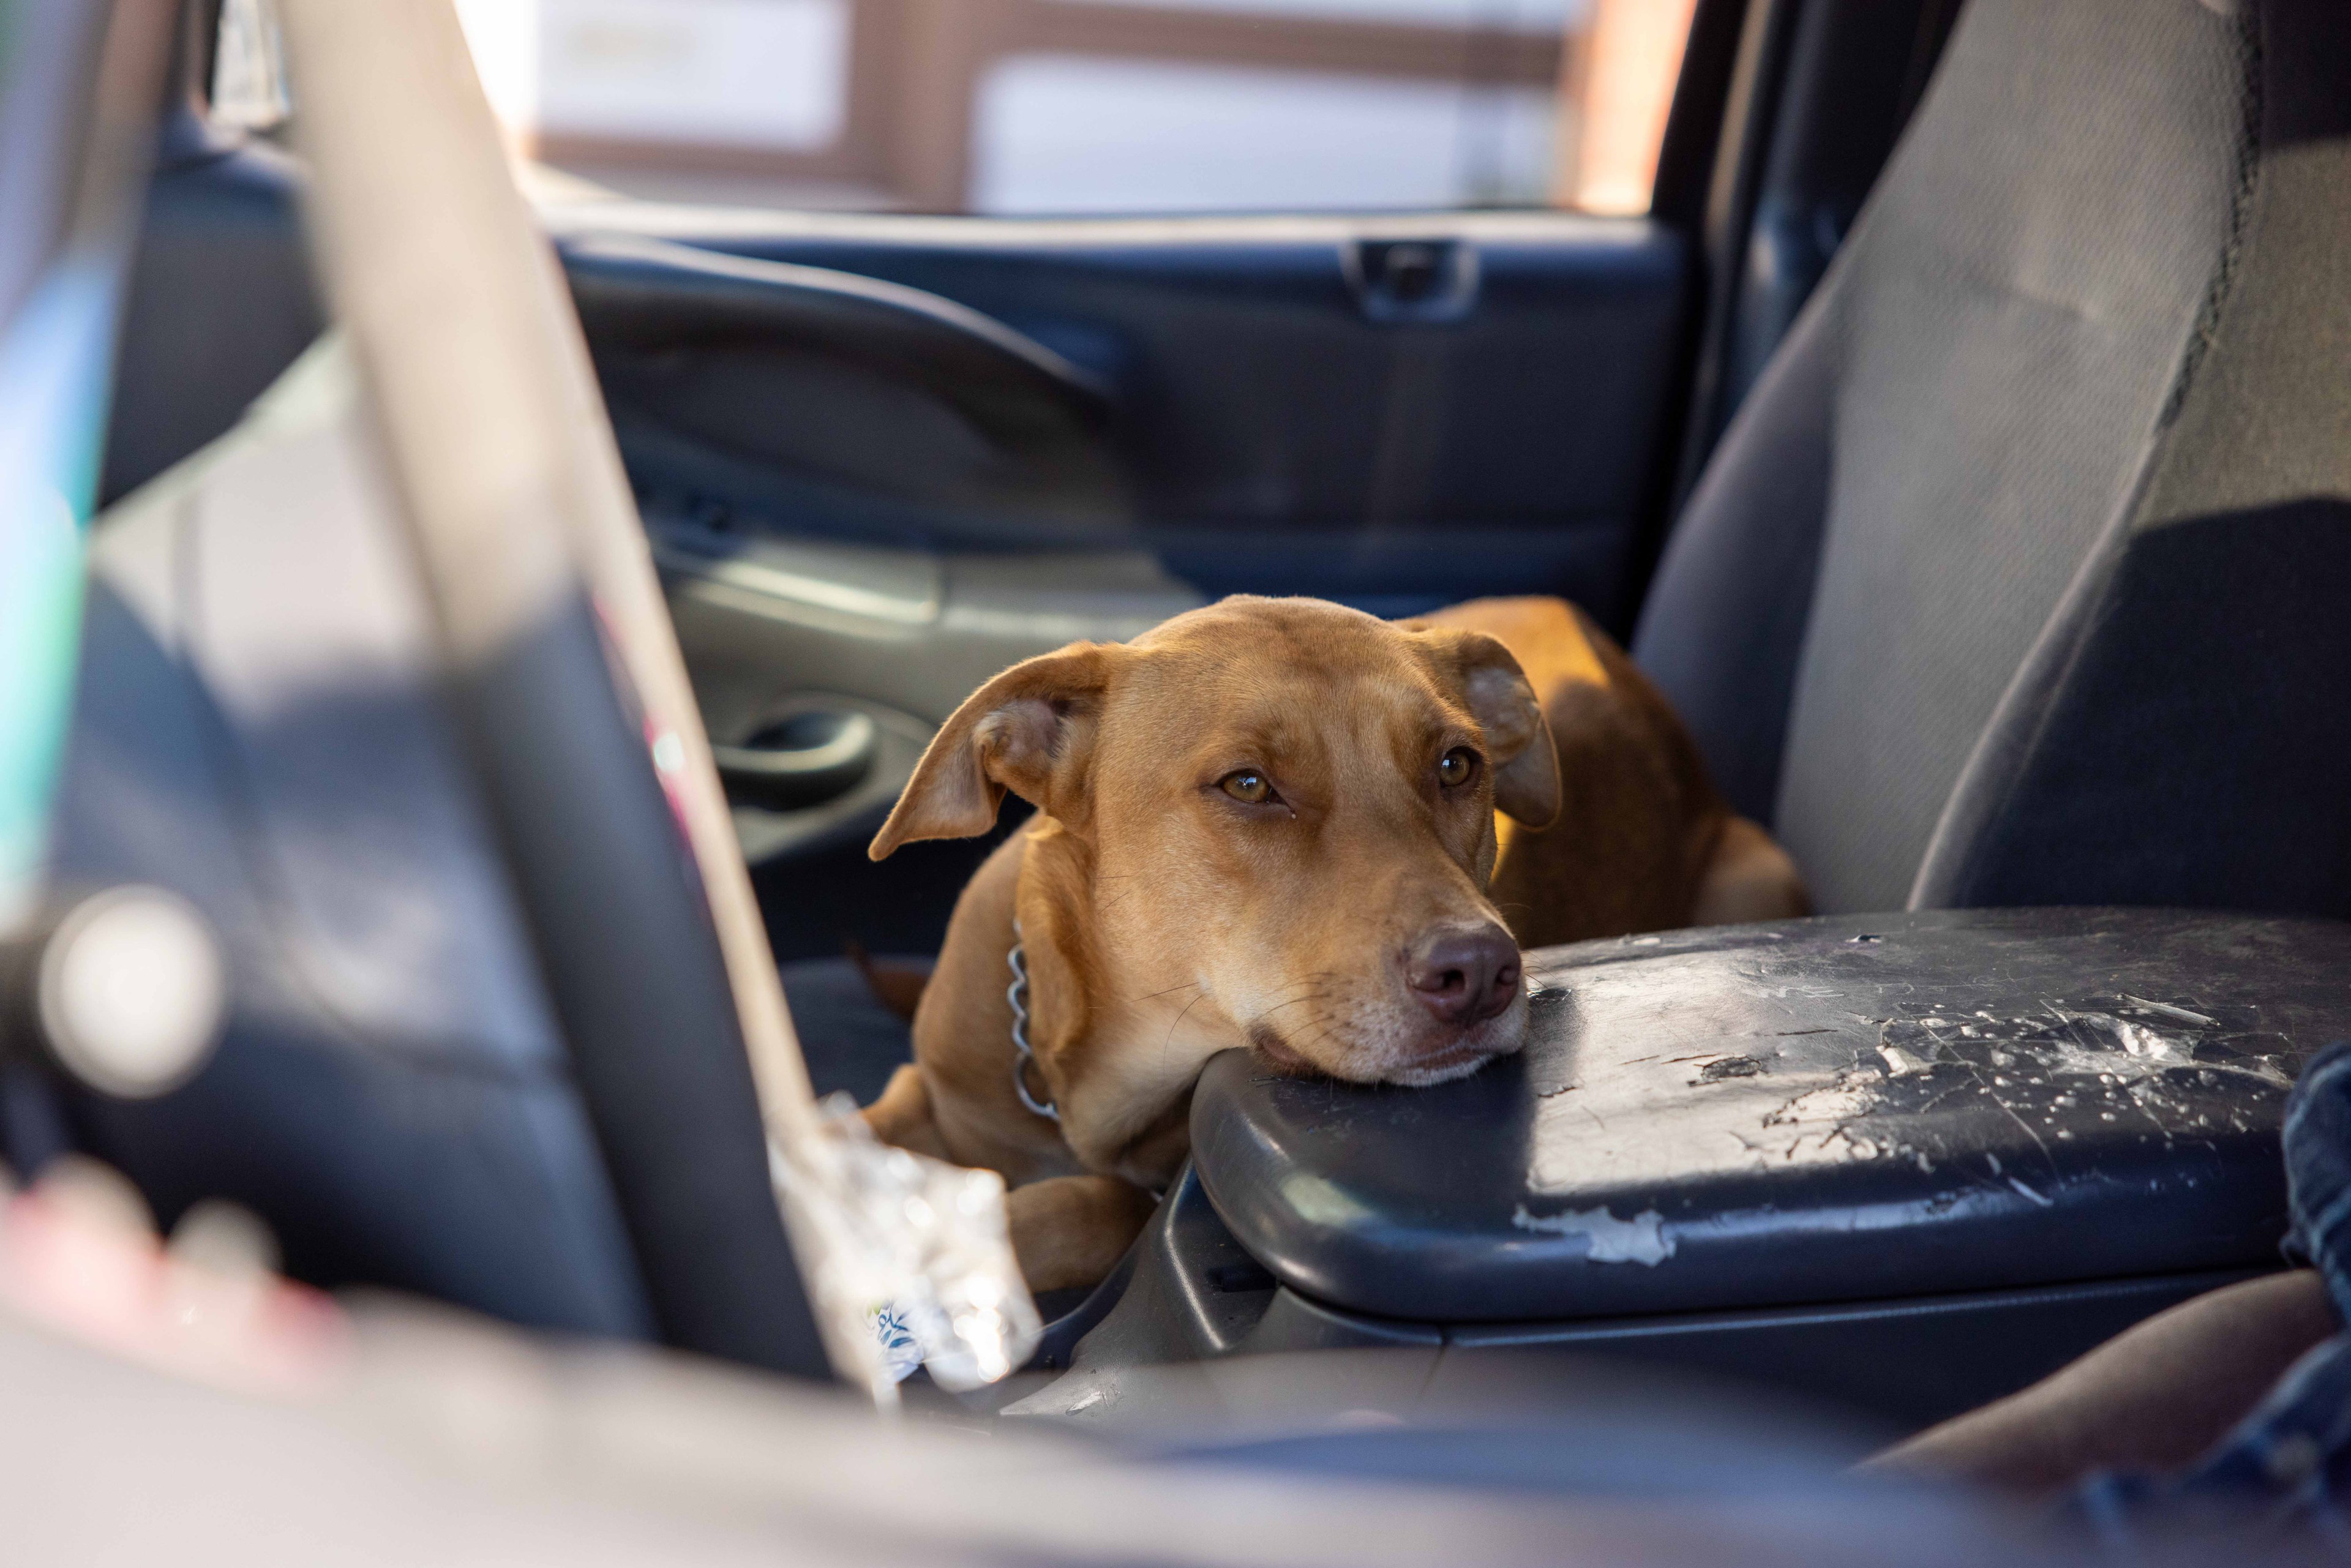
[1636,0,2351,917]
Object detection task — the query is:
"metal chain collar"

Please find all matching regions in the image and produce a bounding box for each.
[1006,925,1058,1121]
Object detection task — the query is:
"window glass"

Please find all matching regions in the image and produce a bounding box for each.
[212,0,293,132]
[451,0,1696,216]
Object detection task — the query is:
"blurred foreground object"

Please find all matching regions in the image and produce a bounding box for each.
[271,0,983,1392]
[0,1157,344,1397]
[2,885,226,1099]
[0,1248,2079,1568]
[0,0,173,932]
[773,1096,1040,1397]
[0,1152,2260,1568]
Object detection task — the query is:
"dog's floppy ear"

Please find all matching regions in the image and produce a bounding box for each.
[869,643,1114,860]
[1412,628,1561,828]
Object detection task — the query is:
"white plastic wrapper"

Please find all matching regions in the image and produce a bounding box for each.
[771,1095,1041,1400]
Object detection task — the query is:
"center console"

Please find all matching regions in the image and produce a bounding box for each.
[1013,909,2351,1430]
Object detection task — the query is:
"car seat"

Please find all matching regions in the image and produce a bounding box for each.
[1635,0,2351,920]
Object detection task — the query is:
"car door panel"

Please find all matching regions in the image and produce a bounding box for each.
[566,234,1130,553]
[551,207,1689,621]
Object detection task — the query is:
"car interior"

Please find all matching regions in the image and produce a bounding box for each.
[39,0,2351,1485]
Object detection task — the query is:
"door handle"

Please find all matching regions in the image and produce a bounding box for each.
[712,709,877,811]
[1346,238,1479,324]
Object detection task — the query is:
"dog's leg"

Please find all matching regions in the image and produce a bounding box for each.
[867,1068,1141,1295]
[861,1063,954,1161]
[1691,816,1810,926]
[846,940,932,1022]
[1007,1175,1158,1294]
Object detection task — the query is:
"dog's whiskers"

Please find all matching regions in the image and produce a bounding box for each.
[1259,991,1327,1019]
[1161,986,1210,1060]
[1256,971,1337,1005]
[1289,1018,1341,1062]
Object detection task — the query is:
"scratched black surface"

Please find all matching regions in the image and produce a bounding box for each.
[1190,909,2351,1323]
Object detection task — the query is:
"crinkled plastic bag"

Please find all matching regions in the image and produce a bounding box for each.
[771,1095,1041,1398]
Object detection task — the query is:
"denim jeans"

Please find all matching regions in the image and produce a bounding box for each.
[2081,1040,2351,1546]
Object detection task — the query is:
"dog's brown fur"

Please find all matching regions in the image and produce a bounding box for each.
[863,595,1805,1291]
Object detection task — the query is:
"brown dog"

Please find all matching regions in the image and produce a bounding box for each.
[861,595,1805,1292]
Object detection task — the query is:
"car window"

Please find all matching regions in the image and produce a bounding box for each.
[444,0,1697,216]
[212,0,293,132]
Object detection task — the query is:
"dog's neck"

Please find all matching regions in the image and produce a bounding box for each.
[946,819,1229,1186]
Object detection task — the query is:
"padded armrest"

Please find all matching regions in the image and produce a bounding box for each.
[1191,909,2351,1324]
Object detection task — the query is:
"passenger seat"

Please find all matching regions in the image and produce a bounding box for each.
[1634,0,2351,920]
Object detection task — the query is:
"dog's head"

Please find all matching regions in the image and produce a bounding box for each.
[871,596,1559,1086]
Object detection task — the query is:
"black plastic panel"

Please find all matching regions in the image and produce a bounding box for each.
[1444,1266,2259,1431]
[1033,1166,2255,1434]
[563,234,1130,555]
[1193,909,2347,1322]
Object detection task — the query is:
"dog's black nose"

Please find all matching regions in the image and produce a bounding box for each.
[1404,923,1521,1025]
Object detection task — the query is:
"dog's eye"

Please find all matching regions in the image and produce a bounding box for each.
[1437,748,1479,788]
[1220,770,1273,805]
